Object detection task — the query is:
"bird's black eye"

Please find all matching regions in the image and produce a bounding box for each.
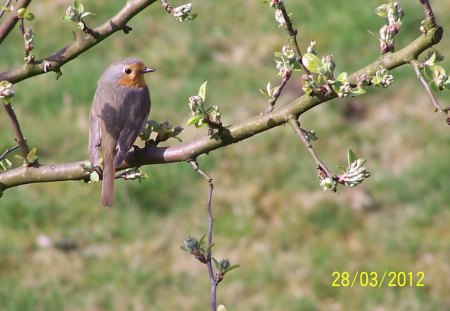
[124,68,132,74]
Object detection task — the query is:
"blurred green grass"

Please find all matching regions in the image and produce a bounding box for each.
[1,0,449,310]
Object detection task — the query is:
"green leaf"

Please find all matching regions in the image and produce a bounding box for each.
[206,242,215,253]
[17,8,26,18]
[350,87,366,96]
[302,53,321,74]
[429,80,439,93]
[375,4,388,18]
[371,76,382,86]
[198,81,208,102]
[90,171,99,183]
[259,88,269,99]
[217,305,228,311]
[187,115,202,127]
[212,257,219,269]
[187,13,198,21]
[266,81,272,97]
[337,72,348,82]
[81,11,95,18]
[26,147,38,164]
[24,11,35,21]
[433,64,446,78]
[73,0,84,13]
[225,264,240,273]
[347,148,357,166]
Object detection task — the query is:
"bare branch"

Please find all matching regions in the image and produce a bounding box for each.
[410,59,449,123]
[0,23,444,193]
[278,2,309,75]
[2,101,36,166]
[0,0,158,84]
[187,159,216,311]
[0,145,19,162]
[159,0,173,14]
[288,117,336,191]
[419,0,436,26]
[266,70,291,113]
[0,0,32,44]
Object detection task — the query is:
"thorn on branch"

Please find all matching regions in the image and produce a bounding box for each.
[122,25,133,34]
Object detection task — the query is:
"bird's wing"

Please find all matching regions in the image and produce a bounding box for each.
[88,89,103,167]
[115,87,151,167]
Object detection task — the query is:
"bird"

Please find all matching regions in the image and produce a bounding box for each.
[88,58,155,206]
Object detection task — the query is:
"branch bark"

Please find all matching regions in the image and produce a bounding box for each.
[0,0,157,84]
[0,0,32,44]
[0,25,443,194]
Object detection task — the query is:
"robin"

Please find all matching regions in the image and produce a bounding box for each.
[88,58,155,206]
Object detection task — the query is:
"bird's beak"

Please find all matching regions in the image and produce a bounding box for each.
[143,67,156,73]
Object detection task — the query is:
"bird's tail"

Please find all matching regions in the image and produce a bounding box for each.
[101,151,115,207]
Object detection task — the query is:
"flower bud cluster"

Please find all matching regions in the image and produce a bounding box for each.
[338,159,370,187]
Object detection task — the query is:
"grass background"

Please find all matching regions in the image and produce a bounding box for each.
[1,0,449,310]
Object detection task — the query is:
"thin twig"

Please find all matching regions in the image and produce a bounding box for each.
[0,145,19,162]
[410,60,449,124]
[2,102,36,166]
[266,70,291,113]
[288,116,336,191]
[420,0,436,26]
[187,159,216,311]
[0,0,32,44]
[159,0,173,14]
[279,3,309,75]
[0,25,444,191]
[0,0,13,19]
[0,0,158,84]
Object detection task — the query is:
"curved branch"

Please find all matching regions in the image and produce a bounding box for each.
[0,26,443,194]
[0,0,157,84]
[0,0,32,44]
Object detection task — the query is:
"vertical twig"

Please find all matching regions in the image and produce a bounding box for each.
[288,116,336,191]
[0,0,32,44]
[3,102,36,166]
[419,0,436,26]
[187,159,217,311]
[266,70,291,113]
[410,60,449,124]
[279,2,309,75]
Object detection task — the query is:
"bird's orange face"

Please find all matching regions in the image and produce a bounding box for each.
[116,61,149,89]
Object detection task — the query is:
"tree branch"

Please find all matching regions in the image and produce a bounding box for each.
[0,25,443,194]
[2,101,35,165]
[0,145,19,162]
[420,0,436,26]
[288,117,336,191]
[0,0,32,44]
[410,59,450,124]
[0,0,157,84]
[187,159,216,311]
